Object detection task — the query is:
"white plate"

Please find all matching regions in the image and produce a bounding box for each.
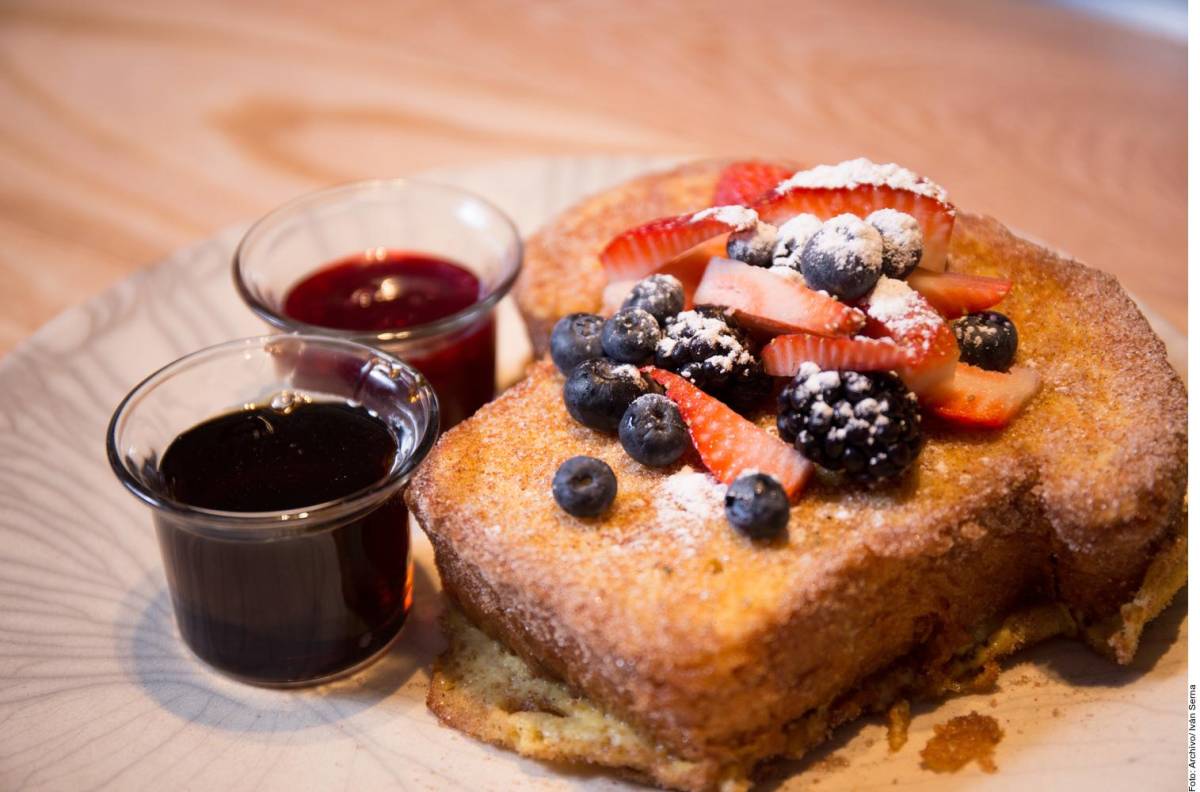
[0,156,1185,791]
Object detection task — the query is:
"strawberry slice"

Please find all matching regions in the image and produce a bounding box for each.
[752,160,955,271]
[693,258,865,337]
[863,277,959,394]
[713,161,793,205]
[600,245,718,315]
[924,363,1041,428]
[907,269,1011,319]
[646,367,813,498]
[600,206,758,282]
[762,333,909,377]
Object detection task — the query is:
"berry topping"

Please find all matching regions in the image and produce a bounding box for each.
[552,456,617,517]
[693,258,866,337]
[618,393,689,467]
[924,363,1040,429]
[762,332,909,377]
[713,161,793,205]
[724,473,790,540]
[952,311,1018,372]
[654,307,771,410]
[800,214,884,301]
[726,221,778,268]
[562,358,654,433]
[771,213,822,271]
[907,269,1012,319]
[620,273,685,325]
[752,159,956,271]
[646,367,813,498]
[600,207,758,282]
[778,364,922,483]
[550,313,605,374]
[866,208,923,279]
[864,277,959,394]
[601,307,661,364]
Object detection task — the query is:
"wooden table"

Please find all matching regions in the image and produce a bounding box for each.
[0,0,1185,354]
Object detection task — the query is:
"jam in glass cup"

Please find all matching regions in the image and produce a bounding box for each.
[233,179,522,429]
[107,335,439,687]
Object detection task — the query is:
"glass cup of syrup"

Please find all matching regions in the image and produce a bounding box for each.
[107,335,439,687]
[233,179,521,430]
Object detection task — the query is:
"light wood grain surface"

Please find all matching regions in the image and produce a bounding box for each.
[0,0,1185,355]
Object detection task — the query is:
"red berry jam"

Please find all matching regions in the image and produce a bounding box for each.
[158,400,410,685]
[283,251,495,428]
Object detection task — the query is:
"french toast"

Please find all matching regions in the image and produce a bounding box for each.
[408,161,1187,790]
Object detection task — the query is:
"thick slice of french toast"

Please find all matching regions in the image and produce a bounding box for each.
[409,162,1186,790]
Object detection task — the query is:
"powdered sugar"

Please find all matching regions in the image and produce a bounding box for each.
[691,205,759,230]
[658,310,754,374]
[654,466,727,551]
[865,277,943,353]
[776,158,949,203]
[866,208,923,277]
[772,213,822,270]
[809,214,884,274]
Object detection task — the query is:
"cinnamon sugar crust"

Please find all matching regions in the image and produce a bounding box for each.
[409,161,1187,789]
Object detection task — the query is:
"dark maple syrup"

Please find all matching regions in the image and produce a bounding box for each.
[283,251,495,428]
[157,400,411,685]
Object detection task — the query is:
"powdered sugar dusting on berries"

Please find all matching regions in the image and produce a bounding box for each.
[772,213,823,269]
[776,158,949,203]
[866,277,943,354]
[691,205,759,230]
[612,363,644,381]
[866,208,923,276]
[658,310,754,374]
[810,214,884,274]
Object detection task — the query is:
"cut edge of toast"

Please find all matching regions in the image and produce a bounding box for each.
[428,517,1182,792]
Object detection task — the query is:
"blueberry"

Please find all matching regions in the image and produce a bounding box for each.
[771,214,822,271]
[953,311,1018,372]
[618,394,689,467]
[726,222,778,268]
[550,313,605,374]
[866,209,923,279]
[601,308,661,364]
[724,473,789,540]
[563,358,653,432]
[621,274,684,325]
[800,214,884,301]
[552,456,617,517]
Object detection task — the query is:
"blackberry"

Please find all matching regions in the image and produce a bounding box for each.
[953,311,1018,372]
[621,274,685,325]
[654,308,771,410]
[777,363,921,483]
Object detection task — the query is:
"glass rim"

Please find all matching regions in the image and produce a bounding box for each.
[105,334,440,538]
[231,177,523,345]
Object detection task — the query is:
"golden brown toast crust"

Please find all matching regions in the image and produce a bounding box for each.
[410,162,1187,778]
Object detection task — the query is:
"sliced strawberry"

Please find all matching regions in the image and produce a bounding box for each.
[924,363,1041,428]
[600,206,758,282]
[693,258,865,337]
[753,161,955,271]
[863,277,959,394]
[646,367,813,499]
[907,269,1011,318]
[713,161,793,205]
[600,246,717,315]
[762,333,909,377]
